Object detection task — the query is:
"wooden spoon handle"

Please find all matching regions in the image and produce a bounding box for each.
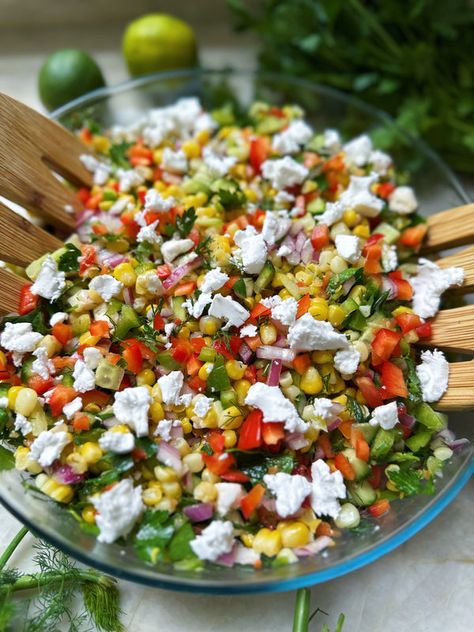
[434,361,474,411]
[423,203,474,252]
[0,203,63,267]
[420,305,474,355]
[0,268,24,315]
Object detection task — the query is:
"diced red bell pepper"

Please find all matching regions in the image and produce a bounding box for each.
[202,452,236,476]
[240,483,265,519]
[190,337,206,354]
[364,243,383,274]
[244,364,257,384]
[123,343,143,374]
[243,335,261,352]
[49,386,78,417]
[355,376,384,408]
[371,328,402,366]
[186,354,203,376]
[399,224,428,249]
[376,182,395,199]
[249,302,271,322]
[220,470,250,483]
[249,137,270,173]
[212,339,235,361]
[80,389,111,408]
[311,224,329,250]
[156,264,171,279]
[171,339,193,364]
[317,433,335,459]
[416,321,432,338]
[238,410,263,450]
[122,338,156,361]
[153,313,165,331]
[334,453,356,481]
[362,233,384,254]
[395,312,422,334]
[27,375,55,395]
[293,353,312,376]
[207,430,225,454]
[296,294,311,319]
[90,320,110,338]
[368,499,390,518]
[379,361,408,399]
[187,375,207,393]
[388,271,413,300]
[18,284,39,315]
[72,414,90,432]
[367,464,384,489]
[79,245,96,274]
[262,422,285,446]
[52,323,73,345]
[174,281,196,296]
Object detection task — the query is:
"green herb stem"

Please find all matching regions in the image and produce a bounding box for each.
[0,526,28,570]
[7,569,112,593]
[292,588,311,632]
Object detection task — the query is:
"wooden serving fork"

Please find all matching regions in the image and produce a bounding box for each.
[0,90,472,411]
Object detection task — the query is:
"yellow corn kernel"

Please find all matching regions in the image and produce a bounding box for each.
[330,255,348,274]
[181,139,201,159]
[353,340,369,362]
[135,271,160,296]
[392,306,414,316]
[201,467,219,483]
[223,429,237,448]
[309,297,329,321]
[225,359,247,381]
[198,362,214,381]
[174,437,192,457]
[196,129,211,144]
[234,379,251,405]
[259,323,278,346]
[36,473,73,503]
[142,482,164,507]
[154,497,178,513]
[193,481,217,503]
[199,316,221,336]
[136,368,156,386]
[36,334,61,357]
[353,224,370,239]
[78,332,101,346]
[98,200,113,211]
[113,262,137,287]
[78,442,103,465]
[65,451,88,474]
[181,417,193,434]
[299,508,321,533]
[253,528,282,557]
[7,386,23,409]
[92,135,110,153]
[243,188,258,203]
[0,350,6,366]
[14,446,42,473]
[278,289,292,300]
[241,533,254,548]
[303,425,319,446]
[154,465,178,483]
[183,452,204,473]
[343,209,359,228]
[151,383,163,402]
[300,367,323,395]
[219,405,244,430]
[311,350,333,364]
[280,522,310,548]
[162,481,182,500]
[242,297,255,310]
[82,505,96,524]
[14,388,38,417]
[196,407,218,429]
[328,305,346,328]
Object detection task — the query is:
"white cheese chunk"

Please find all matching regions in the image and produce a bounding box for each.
[261,211,292,246]
[388,186,418,214]
[339,174,384,217]
[72,360,95,393]
[334,346,360,376]
[272,120,313,154]
[49,312,68,327]
[312,398,343,422]
[323,129,341,153]
[316,201,345,227]
[80,154,111,185]
[264,472,312,517]
[31,256,66,301]
[335,234,361,264]
[233,225,268,274]
[369,401,399,430]
[154,419,173,441]
[208,294,250,331]
[99,430,135,454]
[30,430,71,467]
[83,347,102,371]
[62,396,83,420]
[239,324,258,338]
[0,322,42,354]
[14,413,32,436]
[381,243,398,272]
[113,386,152,436]
[161,238,194,263]
[183,292,212,319]
[89,274,123,302]
[265,296,298,327]
[370,150,392,176]
[137,221,162,246]
[31,347,55,380]
[310,459,346,518]
[202,147,237,176]
[416,349,449,403]
[91,479,144,544]
[192,394,213,418]
[157,371,191,406]
[215,482,244,516]
[116,168,145,192]
[261,156,309,189]
[144,189,176,212]
[161,147,188,173]
[200,268,229,293]
[190,520,234,561]
[288,314,349,351]
[411,259,464,318]
[343,134,373,167]
[245,382,308,433]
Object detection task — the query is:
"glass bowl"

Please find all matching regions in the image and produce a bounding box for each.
[0,69,472,594]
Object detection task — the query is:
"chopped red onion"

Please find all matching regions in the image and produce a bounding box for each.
[294,536,334,557]
[162,258,202,290]
[216,543,237,567]
[51,463,85,485]
[106,254,128,269]
[398,412,416,429]
[123,287,134,306]
[183,503,214,523]
[313,446,325,461]
[294,231,306,254]
[239,341,253,363]
[342,278,356,296]
[447,438,470,452]
[261,497,277,512]
[273,335,289,348]
[312,250,320,263]
[436,428,456,443]
[286,432,309,450]
[267,358,283,386]
[290,220,305,236]
[300,240,314,264]
[256,346,296,363]
[327,417,342,432]
[76,208,95,227]
[157,441,183,475]
[382,277,397,299]
[170,423,184,440]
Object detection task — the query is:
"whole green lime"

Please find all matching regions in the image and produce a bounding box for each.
[122,13,197,77]
[38,49,105,111]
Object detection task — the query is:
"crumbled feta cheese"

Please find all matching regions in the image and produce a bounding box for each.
[202,147,237,176]
[154,419,173,441]
[144,189,176,212]
[109,196,131,216]
[388,186,418,214]
[117,168,145,192]
[261,156,308,190]
[14,413,32,435]
[312,398,342,422]
[137,270,164,296]
[411,259,464,318]
[157,371,191,406]
[343,134,373,167]
[335,234,361,264]
[370,150,392,176]
[183,292,212,319]
[161,147,187,173]
[310,459,346,518]
[323,129,341,153]
[316,201,345,227]
[272,120,313,154]
[200,268,229,293]
[31,347,55,380]
[234,544,260,566]
[137,221,162,246]
[89,274,123,302]
[277,244,293,258]
[264,472,312,517]
[72,360,95,393]
[0,322,42,354]
[233,225,268,274]
[269,296,298,327]
[245,382,308,433]
[31,256,65,301]
[381,243,398,272]
[30,430,71,467]
[91,479,144,544]
[99,430,135,454]
[274,190,295,205]
[339,174,384,217]
[215,483,244,516]
[261,211,292,246]
[239,324,258,338]
[113,386,152,437]
[83,347,102,370]
[192,394,213,418]
[190,520,234,561]
[288,314,349,351]
[369,401,399,430]
[49,312,68,327]
[62,396,83,420]
[334,346,360,376]
[80,154,111,186]
[208,294,250,331]
[161,238,194,263]
[194,112,217,134]
[416,349,449,403]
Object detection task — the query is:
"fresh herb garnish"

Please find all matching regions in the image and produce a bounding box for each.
[387,466,435,496]
[404,356,424,404]
[346,396,368,424]
[109,141,133,169]
[0,444,14,471]
[175,207,197,237]
[217,187,247,210]
[133,510,174,563]
[57,243,81,273]
[327,267,363,296]
[2,308,48,335]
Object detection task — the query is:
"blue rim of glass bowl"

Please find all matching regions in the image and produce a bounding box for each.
[1,68,471,594]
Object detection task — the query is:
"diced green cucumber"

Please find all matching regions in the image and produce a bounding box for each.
[207,356,231,393]
[346,480,377,507]
[171,296,187,322]
[25,246,68,281]
[375,222,401,245]
[135,261,155,275]
[352,422,377,444]
[255,115,287,135]
[115,305,141,340]
[61,371,74,388]
[342,448,370,481]
[233,278,254,298]
[20,357,35,383]
[405,430,432,452]
[220,389,237,408]
[254,260,275,292]
[105,298,122,317]
[371,428,396,460]
[199,347,217,363]
[307,197,325,215]
[359,313,387,344]
[183,171,213,194]
[413,403,446,432]
[70,313,91,336]
[95,360,125,391]
[346,310,367,332]
[0,383,10,396]
[156,352,181,371]
[29,403,49,436]
[341,297,359,316]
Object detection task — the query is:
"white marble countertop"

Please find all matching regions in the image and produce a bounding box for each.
[0,31,473,632]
